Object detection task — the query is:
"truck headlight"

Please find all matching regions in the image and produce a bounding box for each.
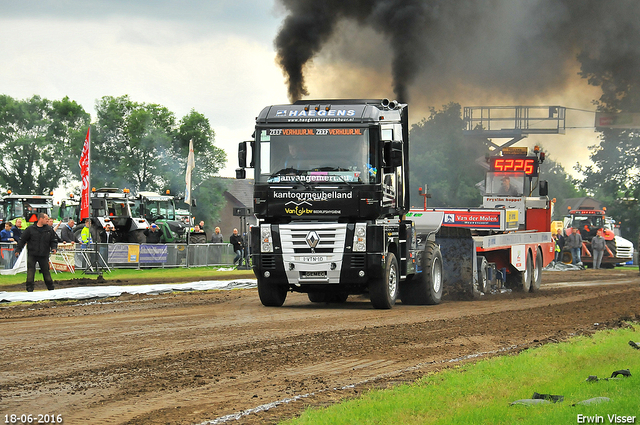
[261,224,273,253]
[353,223,366,252]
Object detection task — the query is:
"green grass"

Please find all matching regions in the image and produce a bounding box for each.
[286,325,640,424]
[0,267,255,286]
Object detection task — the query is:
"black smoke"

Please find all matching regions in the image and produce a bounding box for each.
[275,0,640,105]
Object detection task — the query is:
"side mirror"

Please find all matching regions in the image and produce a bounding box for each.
[238,142,247,168]
[539,180,549,197]
[191,198,197,208]
[236,168,246,179]
[383,141,403,170]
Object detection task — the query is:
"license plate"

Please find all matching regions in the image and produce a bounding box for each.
[299,256,325,262]
[302,271,326,278]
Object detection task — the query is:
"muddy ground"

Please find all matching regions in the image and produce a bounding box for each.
[1,268,639,425]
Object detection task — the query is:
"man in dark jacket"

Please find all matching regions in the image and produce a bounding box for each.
[15,213,58,292]
[11,218,23,242]
[144,223,163,243]
[230,228,244,266]
[60,219,80,243]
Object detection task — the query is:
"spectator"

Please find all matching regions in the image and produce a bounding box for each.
[15,213,58,292]
[81,218,93,244]
[566,226,583,266]
[591,228,606,269]
[210,226,224,243]
[11,218,23,242]
[144,223,163,243]
[199,220,205,231]
[47,217,61,242]
[554,229,564,262]
[230,228,244,266]
[101,224,117,243]
[1,222,15,242]
[60,219,80,243]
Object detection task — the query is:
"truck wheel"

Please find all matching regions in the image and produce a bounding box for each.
[530,249,543,292]
[476,256,489,296]
[308,292,326,303]
[507,251,532,292]
[370,252,399,309]
[258,278,288,307]
[331,291,349,303]
[400,241,443,305]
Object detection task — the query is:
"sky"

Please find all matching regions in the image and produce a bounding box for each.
[0,0,606,188]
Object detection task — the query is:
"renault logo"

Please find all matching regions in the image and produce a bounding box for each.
[306,231,320,249]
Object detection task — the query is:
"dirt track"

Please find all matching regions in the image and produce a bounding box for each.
[1,269,639,425]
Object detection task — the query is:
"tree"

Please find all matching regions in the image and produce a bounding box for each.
[0,95,90,194]
[409,103,488,207]
[93,95,227,225]
[577,49,640,241]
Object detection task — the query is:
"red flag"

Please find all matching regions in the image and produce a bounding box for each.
[79,127,91,220]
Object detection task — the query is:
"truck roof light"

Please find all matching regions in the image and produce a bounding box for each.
[69,193,74,198]
[7,189,11,194]
[92,187,96,192]
[315,105,320,111]
[166,189,170,195]
[325,105,331,111]
[304,105,310,111]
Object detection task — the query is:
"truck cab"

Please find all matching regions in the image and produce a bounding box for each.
[237,99,443,309]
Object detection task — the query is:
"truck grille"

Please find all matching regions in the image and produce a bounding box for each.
[280,224,347,254]
[615,245,633,259]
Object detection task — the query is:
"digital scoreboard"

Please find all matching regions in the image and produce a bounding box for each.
[489,156,539,176]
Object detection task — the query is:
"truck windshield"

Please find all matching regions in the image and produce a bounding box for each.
[485,172,525,196]
[256,127,376,184]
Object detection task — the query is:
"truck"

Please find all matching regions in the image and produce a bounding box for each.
[0,190,54,228]
[235,99,555,308]
[562,208,634,267]
[133,191,188,242]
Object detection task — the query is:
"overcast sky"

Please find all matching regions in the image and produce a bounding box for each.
[0,0,602,185]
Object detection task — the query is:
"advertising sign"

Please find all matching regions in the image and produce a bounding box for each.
[442,210,502,229]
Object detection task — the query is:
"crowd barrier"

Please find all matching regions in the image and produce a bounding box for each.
[1,242,240,273]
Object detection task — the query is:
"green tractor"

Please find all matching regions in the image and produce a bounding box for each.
[133,191,188,243]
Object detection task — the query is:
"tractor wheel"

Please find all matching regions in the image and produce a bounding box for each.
[400,241,443,305]
[130,229,146,243]
[370,252,399,309]
[257,278,288,307]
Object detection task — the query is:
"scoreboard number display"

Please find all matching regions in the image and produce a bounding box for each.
[490,157,539,176]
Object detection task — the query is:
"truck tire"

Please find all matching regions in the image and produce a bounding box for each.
[258,278,288,307]
[308,291,348,303]
[530,248,543,292]
[370,252,399,309]
[400,241,443,305]
[308,292,326,303]
[507,251,532,292]
[476,256,489,296]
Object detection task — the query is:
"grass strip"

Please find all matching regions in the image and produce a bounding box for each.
[286,324,640,424]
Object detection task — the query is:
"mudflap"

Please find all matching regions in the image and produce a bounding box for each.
[435,227,477,298]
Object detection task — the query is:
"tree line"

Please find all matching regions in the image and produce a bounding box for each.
[0,94,227,226]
